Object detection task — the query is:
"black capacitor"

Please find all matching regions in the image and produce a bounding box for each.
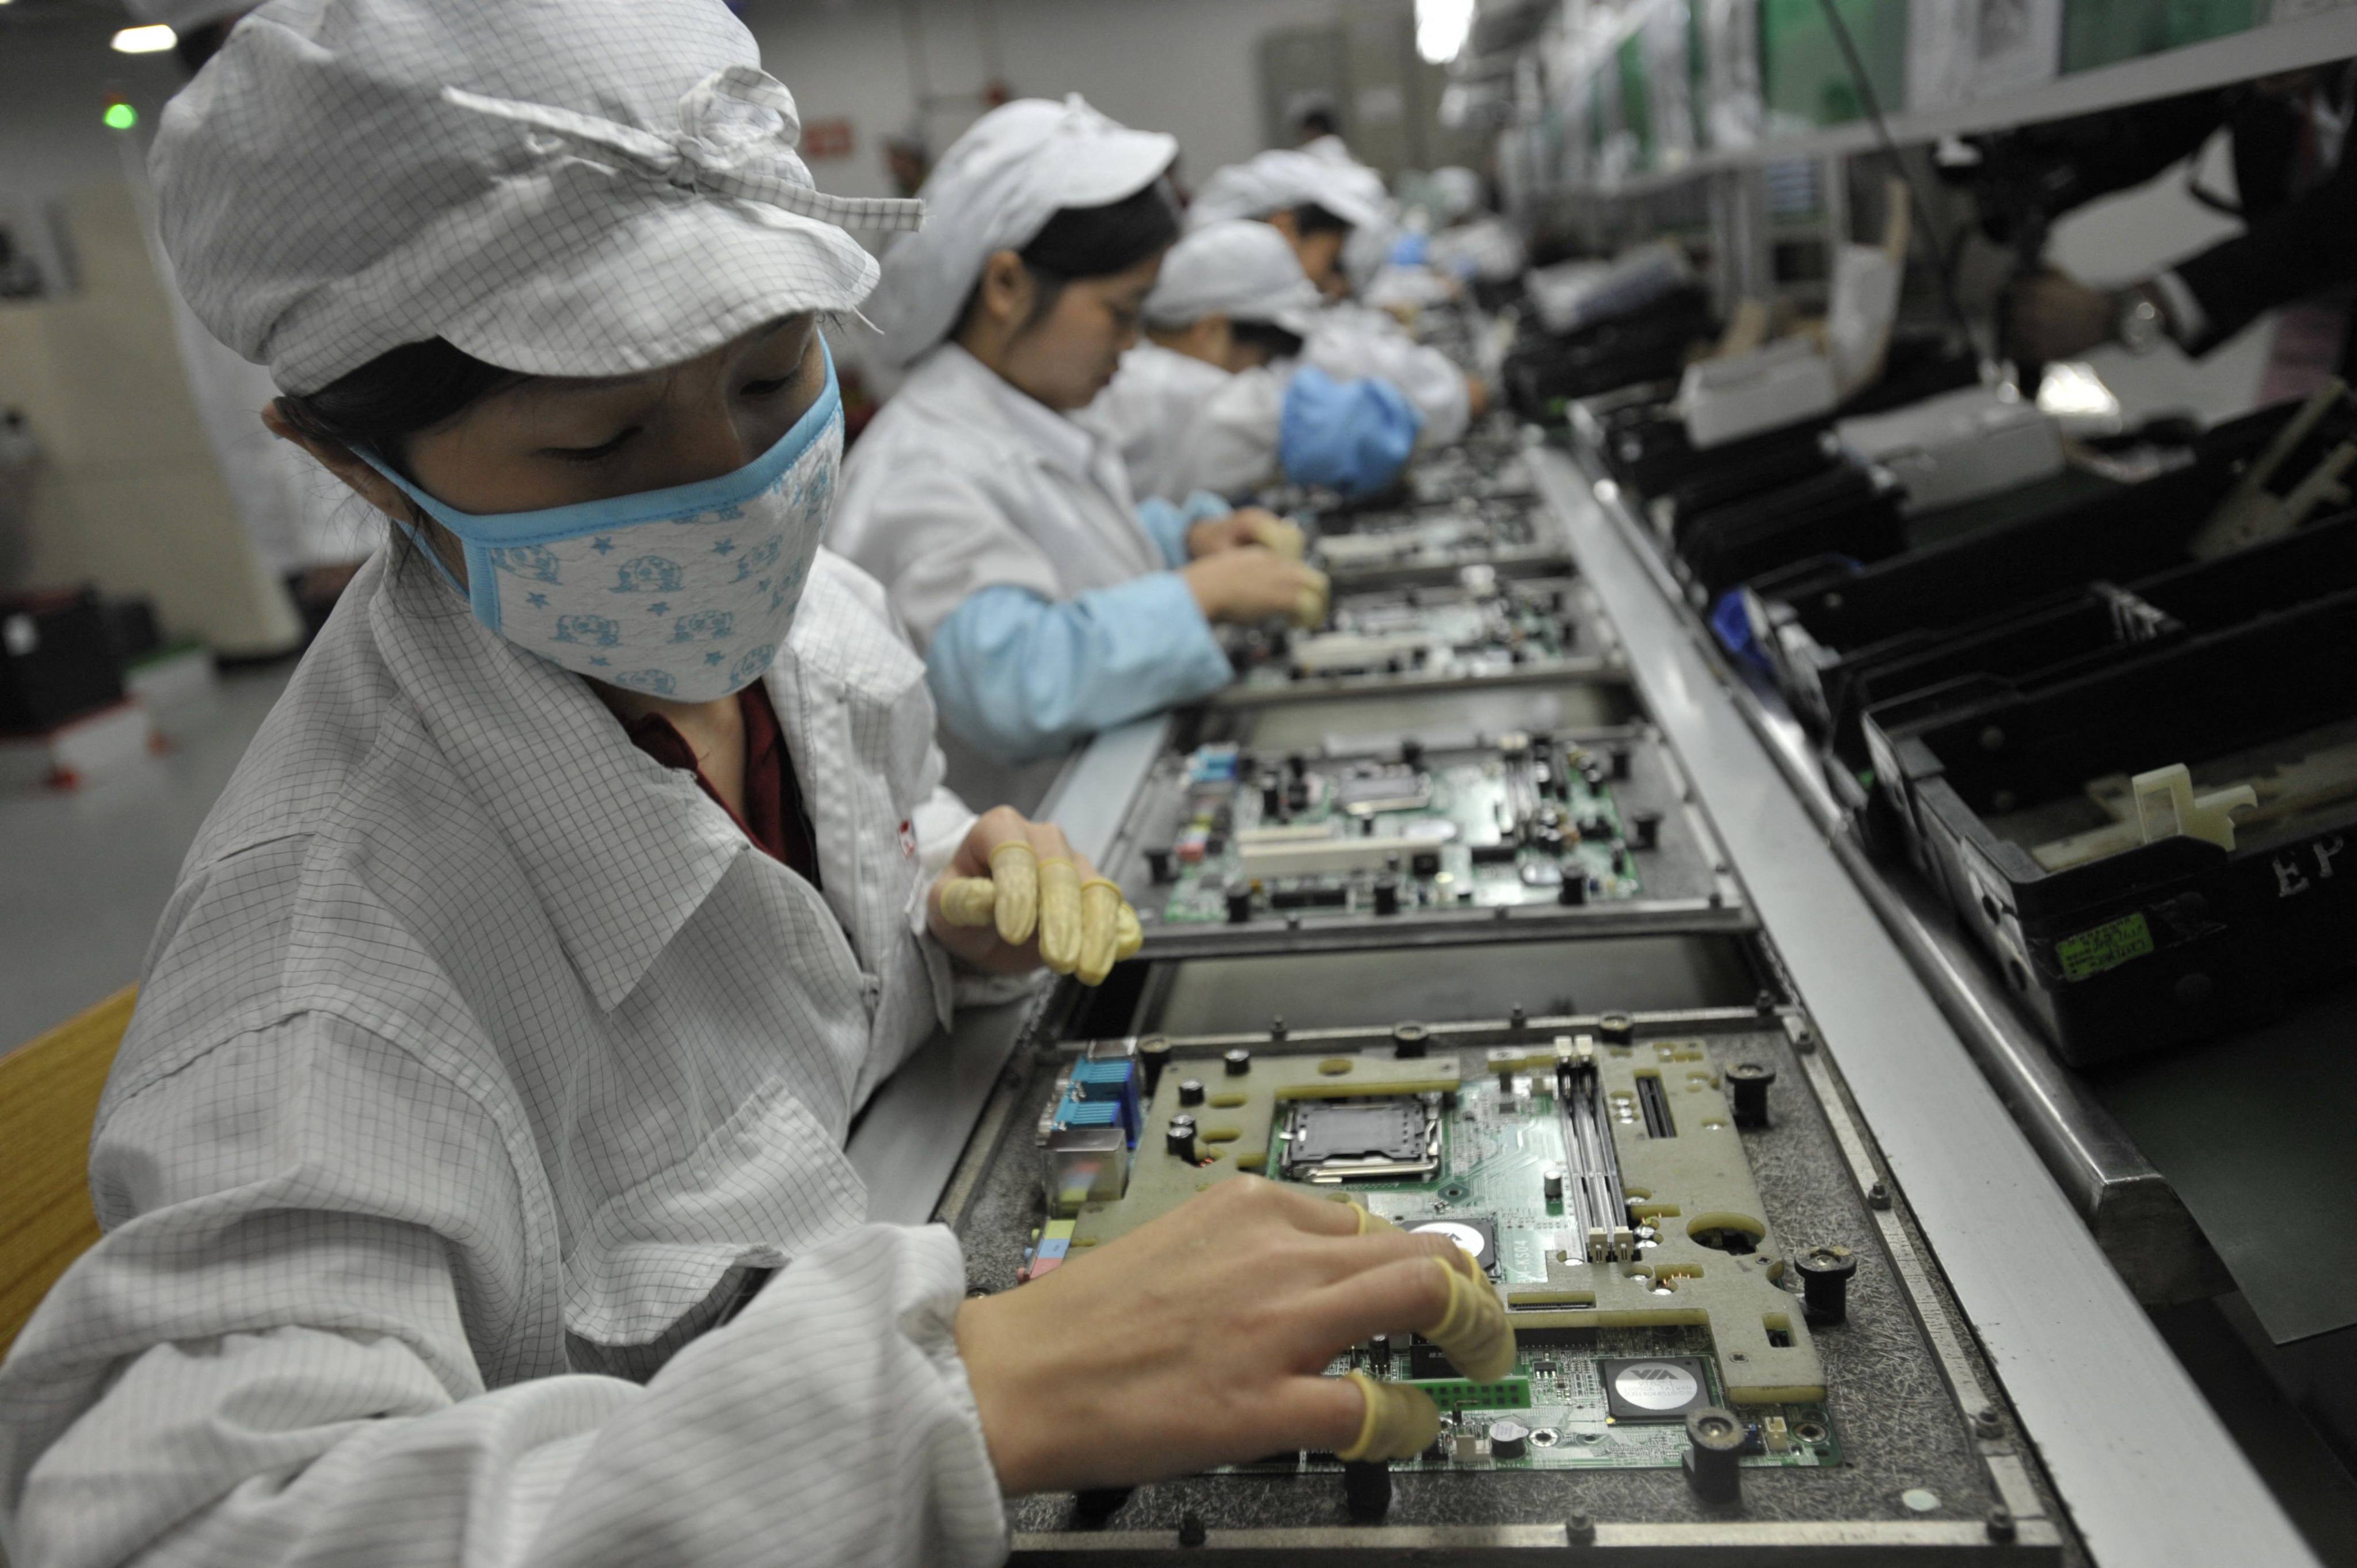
[1631,810,1662,850]
[1260,779,1284,818]
[1391,1023,1430,1058]
[1137,1036,1172,1097]
[1797,1245,1859,1325]
[1410,850,1442,878]
[1614,845,1634,878]
[1342,1460,1392,1519]
[1681,1407,1746,1504]
[1285,779,1311,813]
[1165,1115,1198,1162]
[1581,762,1605,789]
[1176,1077,1206,1107]
[1373,877,1401,916]
[1487,1419,1530,1459]
[1558,875,1587,907]
[1223,1047,1252,1077]
[1598,1012,1636,1044]
[1400,737,1426,770]
[1145,848,1174,884]
[1286,753,1308,780]
[1725,1062,1775,1129]
[1608,745,1631,781]
[1226,886,1254,925]
[1360,815,1377,837]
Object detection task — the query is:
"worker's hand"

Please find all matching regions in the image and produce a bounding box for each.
[2008,269,2118,363]
[955,1176,1489,1494]
[930,807,1143,983]
[1182,548,1330,629]
[1186,506,1305,561]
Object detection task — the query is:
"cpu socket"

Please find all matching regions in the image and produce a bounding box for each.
[1281,1095,1443,1183]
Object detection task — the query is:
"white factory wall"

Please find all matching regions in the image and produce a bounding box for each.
[747,0,1350,203]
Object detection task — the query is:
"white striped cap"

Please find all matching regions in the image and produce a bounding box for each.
[152,0,922,394]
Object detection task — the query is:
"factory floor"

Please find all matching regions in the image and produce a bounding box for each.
[0,661,291,1050]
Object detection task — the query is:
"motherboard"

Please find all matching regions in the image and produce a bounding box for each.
[1309,494,1566,585]
[1138,731,1658,930]
[1021,1029,1841,1479]
[1221,570,1623,701]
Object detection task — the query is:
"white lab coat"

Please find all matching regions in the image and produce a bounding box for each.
[0,548,1011,1568]
[1080,341,1285,504]
[829,344,1175,810]
[1306,303,1471,448]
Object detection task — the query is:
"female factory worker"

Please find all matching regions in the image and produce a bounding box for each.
[1084,218,1423,503]
[829,99,1329,805]
[1189,148,1484,449]
[0,6,1487,1566]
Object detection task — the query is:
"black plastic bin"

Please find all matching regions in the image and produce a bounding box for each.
[1868,591,2357,1066]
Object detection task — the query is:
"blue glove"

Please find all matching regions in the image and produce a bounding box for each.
[1278,364,1422,497]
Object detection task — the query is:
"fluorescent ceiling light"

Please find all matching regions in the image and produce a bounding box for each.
[112,24,178,54]
[1415,0,1475,66]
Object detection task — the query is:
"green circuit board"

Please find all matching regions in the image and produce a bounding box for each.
[1227,575,1590,696]
[1149,735,1645,926]
[1035,1041,1840,1474]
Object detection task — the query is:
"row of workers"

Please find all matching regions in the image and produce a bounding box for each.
[832,96,1487,805]
[0,3,1492,1567]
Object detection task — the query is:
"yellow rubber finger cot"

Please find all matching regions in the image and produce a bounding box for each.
[1036,857,1082,975]
[1113,902,1144,959]
[1292,568,1331,630]
[1335,1370,1440,1463]
[1253,516,1307,560]
[1424,1256,1517,1382]
[1075,878,1123,986]
[989,841,1039,946]
[1351,1202,1398,1236]
[937,876,997,928]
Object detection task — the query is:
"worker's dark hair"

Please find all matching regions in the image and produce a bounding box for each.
[1297,105,1341,139]
[1289,201,1353,237]
[273,338,527,482]
[957,179,1182,338]
[271,338,527,582]
[1229,320,1306,361]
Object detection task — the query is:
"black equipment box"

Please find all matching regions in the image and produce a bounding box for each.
[0,587,127,734]
[1867,591,2357,1066]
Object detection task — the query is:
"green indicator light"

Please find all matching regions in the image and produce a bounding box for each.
[104,102,139,131]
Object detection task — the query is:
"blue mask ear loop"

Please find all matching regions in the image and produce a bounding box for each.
[351,449,500,621]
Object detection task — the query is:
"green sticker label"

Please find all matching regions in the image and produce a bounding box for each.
[2054,912,2154,981]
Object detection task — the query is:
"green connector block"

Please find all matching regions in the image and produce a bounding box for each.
[1404,1375,1531,1412]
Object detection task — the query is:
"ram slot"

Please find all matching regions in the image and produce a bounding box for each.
[1557,1059,1632,1262]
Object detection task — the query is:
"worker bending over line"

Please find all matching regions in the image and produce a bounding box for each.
[830,98,1326,809]
[1084,218,1422,504]
[1189,147,1486,447]
[0,7,1465,1567]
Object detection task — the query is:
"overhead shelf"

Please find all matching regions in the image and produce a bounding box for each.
[1521,0,2357,199]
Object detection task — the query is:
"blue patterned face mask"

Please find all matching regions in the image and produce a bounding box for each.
[361,344,843,702]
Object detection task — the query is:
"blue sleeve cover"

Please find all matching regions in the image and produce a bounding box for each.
[1278,364,1423,497]
[926,576,1233,764]
[1133,497,1194,569]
